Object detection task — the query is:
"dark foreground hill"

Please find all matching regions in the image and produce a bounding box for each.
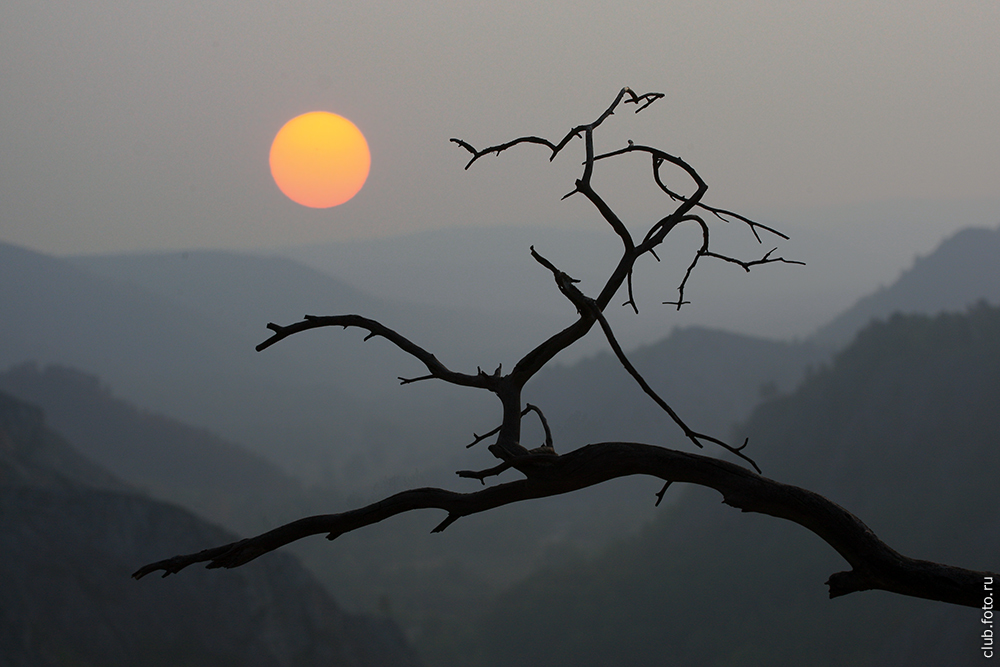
[455,303,1000,667]
[0,390,422,667]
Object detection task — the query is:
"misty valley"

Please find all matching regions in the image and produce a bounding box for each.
[1,224,999,666]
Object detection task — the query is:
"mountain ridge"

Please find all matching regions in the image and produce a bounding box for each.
[810,224,1000,346]
[0,362,311,536]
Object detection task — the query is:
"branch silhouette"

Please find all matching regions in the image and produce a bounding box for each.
[133,442,994,608]
[134,88,996,609]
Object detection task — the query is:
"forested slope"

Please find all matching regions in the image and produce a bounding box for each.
[0,390,422,667]
[458,303,1000,667]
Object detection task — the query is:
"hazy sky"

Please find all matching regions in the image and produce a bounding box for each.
[1,0,998,256]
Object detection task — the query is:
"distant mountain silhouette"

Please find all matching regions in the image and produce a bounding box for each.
[278,222,891,346]
[0,389,422,667]
[0,241,502,488]
[811,225,1000,347]
[70,247,562,379]
[0,241,251,398]
[4,221,995,488]
[0,362,309,537]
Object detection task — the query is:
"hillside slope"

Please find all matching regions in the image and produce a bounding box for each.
[0,363,310,536]
[0,389,421,667]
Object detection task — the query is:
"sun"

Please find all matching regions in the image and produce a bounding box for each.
[269,111,370,208]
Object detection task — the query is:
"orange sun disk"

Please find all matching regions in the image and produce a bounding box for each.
[269,111,370,208]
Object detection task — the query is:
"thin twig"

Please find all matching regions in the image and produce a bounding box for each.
[525,403,554,450]
[654,480,673,507]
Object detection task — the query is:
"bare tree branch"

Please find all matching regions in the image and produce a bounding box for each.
[530,246,761,472]
[133,442,996,608]
[451,87,662,170]
[132,87,993,618]
[256,314,496,391]
[654,215,803,311]
[593,144,790,245]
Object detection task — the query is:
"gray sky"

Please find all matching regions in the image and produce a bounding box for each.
[1,0,998,256]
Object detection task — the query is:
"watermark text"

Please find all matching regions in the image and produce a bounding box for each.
[984,576,994,658]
